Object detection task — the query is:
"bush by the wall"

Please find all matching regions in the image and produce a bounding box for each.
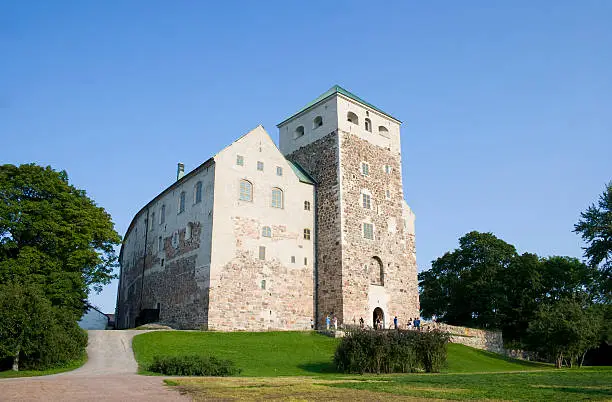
[147,355,241,376]
[334,330,449,374]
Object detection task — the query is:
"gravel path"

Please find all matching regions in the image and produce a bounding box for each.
[0,330,190,401]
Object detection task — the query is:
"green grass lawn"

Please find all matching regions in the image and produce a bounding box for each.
[133,330,339,376]
[133,331,612,400]
[0,354,87,379]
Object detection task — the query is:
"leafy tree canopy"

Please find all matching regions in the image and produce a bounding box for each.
[0,164,121,317]
[574,181,612,299]
[419,231,601,344]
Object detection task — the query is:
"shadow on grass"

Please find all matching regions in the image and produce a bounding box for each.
[297,362,338,374]
[468,348,550,369]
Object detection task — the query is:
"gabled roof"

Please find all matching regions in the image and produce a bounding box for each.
[277,85,400,126]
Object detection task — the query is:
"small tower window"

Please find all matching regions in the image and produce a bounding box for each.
[179,192,186,214]
[362,193,371,209]
[261,280,266,290]
[239,180,253,201]
[186,222,193,240]
[379,126,389,137]
[304,201,311,211]
[160,205,166,224]
[150,212,155,231]
[262,226,272,238]
[361,162,370,176]
[257,161,264,171]
[236,155,244,166]
[385,189,391,199]
[158,236,163,253]
[295,126,305,139]
[347,112,359,125]
[365,118,372,132]
[259,246,266,260]
[291,256,296,263]
[304,228,311,240]
[276,166,283,176]
[271,188,283,208]
[384,165,392,174]
[363,223,374,240]
[195,181,203,204]
[304,257,308,266]
[313,116,323,128]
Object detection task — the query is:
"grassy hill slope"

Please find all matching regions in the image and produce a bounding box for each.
[132,330,547,376]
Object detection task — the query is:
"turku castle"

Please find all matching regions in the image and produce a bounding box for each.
[116,86,419,330]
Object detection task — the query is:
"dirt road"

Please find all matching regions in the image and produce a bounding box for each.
[0,330,189,401]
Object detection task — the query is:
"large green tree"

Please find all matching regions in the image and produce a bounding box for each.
[419,231,517,329]
[574,181,612,299]
[0,164,121,317]
[527,298,602,368]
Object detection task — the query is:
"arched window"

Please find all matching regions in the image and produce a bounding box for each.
[262,226,272,238]
[365,118,372,132]
[271,188,283,208]
[347,112,359,125]
[304,201,311,211]
[294,126,305,139]
[239,180,253,201]
[313,116,323,128]
[371,256,384,286]
[186,222,193,240]
[195,181,203,204]
[179,191,186,213]
[378,126,389,137]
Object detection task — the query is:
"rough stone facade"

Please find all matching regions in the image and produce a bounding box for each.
[287,131,343,328]
[338,131,419,328]
[431,323,504,353]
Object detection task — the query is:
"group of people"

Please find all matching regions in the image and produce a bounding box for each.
[316,314,424,331]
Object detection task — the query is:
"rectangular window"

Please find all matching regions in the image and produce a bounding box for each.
[385,189,391,199]
[304,257,308,266]
[363,223,374,240]
[361,162,370,176]
[276,166,283,176]
[261,280,266,290]
[362,194,371,209]
[291,256,296,263]
[179,191,186,214]
[385,165,392,174]
[304,201,311,211]
[304,228,311,240]
[158,236,162,252]
[160,205,166,224]
[259,246,266,260]
[257,161,264,171]
[150,213,155,231]
[236,155,244,166]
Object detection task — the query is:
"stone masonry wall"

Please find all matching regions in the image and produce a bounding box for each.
[207,216,313,331]
[430,323,504,354]
[339,131,419,326]
[287,131,344,328]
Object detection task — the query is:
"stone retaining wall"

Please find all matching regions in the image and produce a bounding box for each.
[425,322,504,354]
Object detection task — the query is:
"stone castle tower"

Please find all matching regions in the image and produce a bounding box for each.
[278,85,419,328]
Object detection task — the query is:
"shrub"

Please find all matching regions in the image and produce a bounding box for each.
[147,355,241,376]
[334,330,449,374]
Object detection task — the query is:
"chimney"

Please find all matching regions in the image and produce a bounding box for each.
[177,163,185,181]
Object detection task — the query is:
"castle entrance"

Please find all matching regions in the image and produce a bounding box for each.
[373,307,384,329]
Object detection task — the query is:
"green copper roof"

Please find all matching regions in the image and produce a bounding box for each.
[286,160,315,185]
[278,85,400,126]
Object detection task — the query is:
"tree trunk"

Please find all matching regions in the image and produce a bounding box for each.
[12,346,20,371]
[580,352,587,368]
[555,353,563,368]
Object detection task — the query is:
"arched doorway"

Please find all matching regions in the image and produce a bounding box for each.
[373,307,384,330]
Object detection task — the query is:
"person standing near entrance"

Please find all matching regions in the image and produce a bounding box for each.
[393,316,398,330]
[326,314,331,330]
[414,317,421,331]
[333,315,338,330]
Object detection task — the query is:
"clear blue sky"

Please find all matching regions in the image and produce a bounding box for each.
[2,1,611,313]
